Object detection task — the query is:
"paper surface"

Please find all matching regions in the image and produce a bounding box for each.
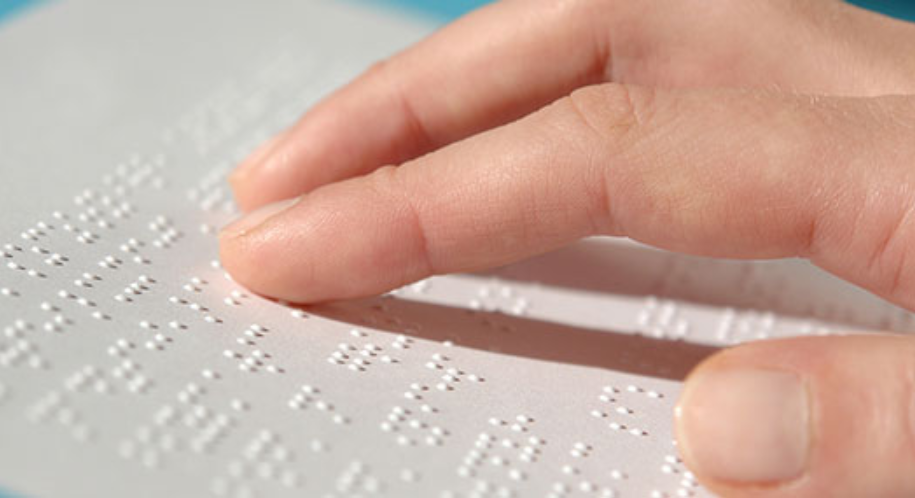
[1,1,912,497]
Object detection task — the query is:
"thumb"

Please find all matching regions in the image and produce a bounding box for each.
[675,334,915,497]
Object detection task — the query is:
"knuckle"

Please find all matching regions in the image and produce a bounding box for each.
[806,99,915,302]
[558,84,659,235]
[863,205,915,300]
[362,58,395,82]
[360,57,408,96]
[363,165,404,208]
[364,165,436,275]
[565,84,656,144]
[901,349,915,466]
[361,57,433,148]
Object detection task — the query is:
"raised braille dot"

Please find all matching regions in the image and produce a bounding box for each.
[561,465,578,475]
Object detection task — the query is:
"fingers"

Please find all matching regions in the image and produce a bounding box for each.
[675,334,915,497]
[220,83,915,304]
[230,0,915,214]
[230,0,616,211]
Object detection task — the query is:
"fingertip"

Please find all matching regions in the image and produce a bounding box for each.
[675,355,810,495]
[228,171,268,213]
[227,170,256,212]
[229,131,291,212]
[219,172,435,303]
[218,195,304,295]
[219,222,319,303]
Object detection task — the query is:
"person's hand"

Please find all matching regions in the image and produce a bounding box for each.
[219,0,915,495]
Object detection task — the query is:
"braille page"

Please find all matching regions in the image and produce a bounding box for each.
[1,1,913,497]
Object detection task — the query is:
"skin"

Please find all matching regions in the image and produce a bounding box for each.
[220,0,915,495]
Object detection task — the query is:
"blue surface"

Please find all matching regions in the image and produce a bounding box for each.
[850,0,915,20]
[374,0,915,22]
[0,0,912,30]
[0,0,44,24]
[360,0,490,21]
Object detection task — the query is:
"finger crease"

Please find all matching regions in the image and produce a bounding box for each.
[866,201,915,297]
[387,171,436,278]
[392,79,437,153]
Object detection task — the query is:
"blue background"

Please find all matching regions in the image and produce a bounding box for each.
[0,0,910,25]
[851,0,915,20]
[0,0,44,24]
[355,0,915,22]
[0,0,912,497]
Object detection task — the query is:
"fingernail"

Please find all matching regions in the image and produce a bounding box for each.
[221,197,300,238]
[675,368,810,484]
[230,132,288,185]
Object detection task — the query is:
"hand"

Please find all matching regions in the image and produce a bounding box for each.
[219,0,915,495]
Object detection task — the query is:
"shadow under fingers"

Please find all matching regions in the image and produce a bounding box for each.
[308,296,719,382]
